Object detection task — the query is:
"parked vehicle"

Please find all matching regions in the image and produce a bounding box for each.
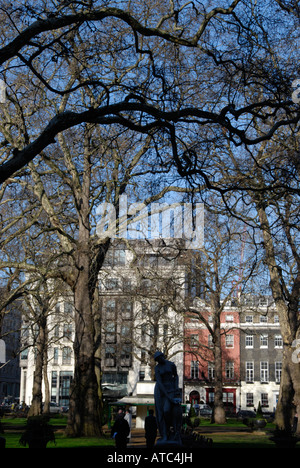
[199,404,213,416]
[42,402,69,413]
[60,405,69,413]
[236,410,256,421]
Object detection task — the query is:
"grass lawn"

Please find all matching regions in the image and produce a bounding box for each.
[204,432,275,448]
[1,416,115,449]
[1,416,300,449]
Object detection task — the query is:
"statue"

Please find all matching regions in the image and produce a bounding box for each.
[153,351,182,445]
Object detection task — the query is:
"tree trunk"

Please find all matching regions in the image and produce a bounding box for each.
[212,316,226,424]
[275,346,295,431]
[256,202,300,431]
[93,285,104,423]
[43,361,50,414]
[275,344,300,433]
[65,142,102,437]
[65,252,102,437]
[28,320,46,417]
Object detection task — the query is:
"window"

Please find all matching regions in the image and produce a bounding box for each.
[246,362,254,382]
[64,302,73,315]
[260,315,268,323]
[208,364,215,380]
[260,361,269,383]
[261,393,269,407]
[245,315,253,323]
[105,345,116,366]
[20,349,28,360]
[274,315,279,323]
[59,371,73,406]
[104,249,126,266]
[120,345,132,366]
[51,371,57,400]
[274,335,283,348]
[102,372,127,385]
[163,324,168,342]
[123,278,132,291]
[245,334,253,348]
[63,323,72,339]
[191,361,199,379]
[189,334,199,347]
[54,324,60,338]
[62,347,72,365]
[225,334,234,348]
[140,324,147,342]
[260,334,268,348]
[246,393,254,407]
[275,362,282,383]
[148,255,159,267]
[53,348,59,364]
[226,315,233,322]
[121,324,131,341]
[141,350,147,364]
[105,323,116,343]
[105,278,119,290]
[223,392,234,405]
[208,334,213,347]
[121,302,132,320]
[106,299,117,319]
[225,361,234,379]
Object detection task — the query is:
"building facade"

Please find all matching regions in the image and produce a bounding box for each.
[239,299,282,414]
[184,304,241,414]
[0,302,21,405]
[99,239,189,402]
[18,240,283,417]
[19,239,189,408]
[183,296,282,415]
[19,299,75,407]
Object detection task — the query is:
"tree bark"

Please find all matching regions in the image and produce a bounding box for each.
[256,202,300,431]
[43,341,50,415]
[66,259,102,437]
[28,319,46,417]
[65,137,102,437]
[212,312,226,424]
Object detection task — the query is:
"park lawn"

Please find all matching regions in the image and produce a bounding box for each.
[1,416,115,448]
[2,432,115,448]
[206,432,275,448]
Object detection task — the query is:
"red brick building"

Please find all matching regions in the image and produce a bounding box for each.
[184,305,240,414]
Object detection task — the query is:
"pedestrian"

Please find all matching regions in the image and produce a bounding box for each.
[111,409,130,450]
[144,409,157,450]
[124,409,132,443]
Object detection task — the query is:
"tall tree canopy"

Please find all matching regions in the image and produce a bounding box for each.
[0,0,299,436]
[0,0,298,186]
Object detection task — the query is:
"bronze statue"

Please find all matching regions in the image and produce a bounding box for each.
[154,351,182,445]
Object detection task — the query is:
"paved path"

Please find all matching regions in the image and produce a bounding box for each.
[128,429,147,448]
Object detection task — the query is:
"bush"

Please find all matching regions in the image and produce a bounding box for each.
[19,415,56,448]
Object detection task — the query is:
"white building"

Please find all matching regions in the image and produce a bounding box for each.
[239,301,282,414]
[19,239,191,411]
[19,299,75,407]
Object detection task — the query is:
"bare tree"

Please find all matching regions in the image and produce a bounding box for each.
[215,131,300,432]
[0,0,298,183]
[188,204,258,423]
[0,0,299,437]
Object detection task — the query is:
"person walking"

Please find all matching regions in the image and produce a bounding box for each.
[144,409,157,450]
[124,409,132,443]
[111,409,130,450]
